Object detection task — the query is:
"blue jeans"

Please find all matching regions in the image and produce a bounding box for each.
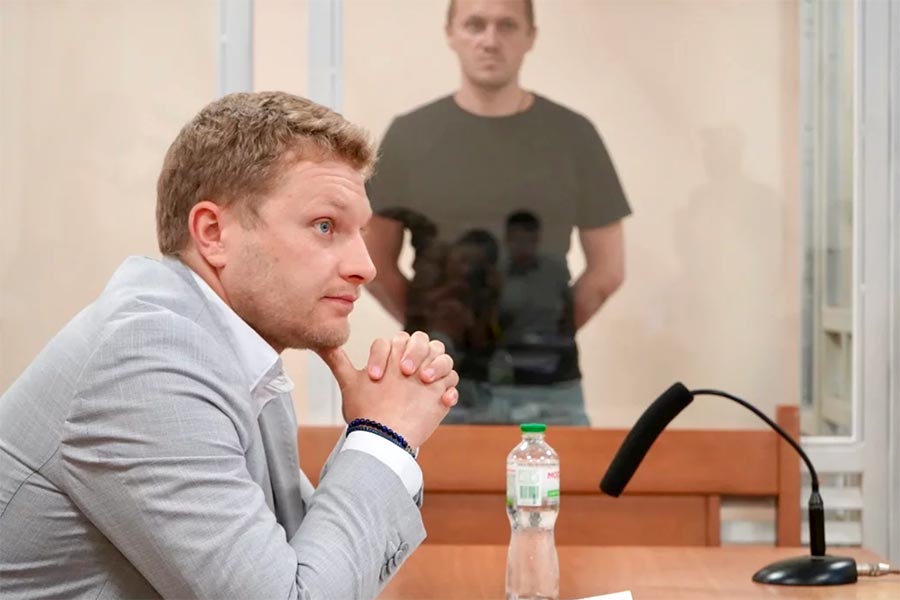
[443,378,590,425]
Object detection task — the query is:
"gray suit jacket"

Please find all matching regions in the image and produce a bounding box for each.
[0,257,425,599]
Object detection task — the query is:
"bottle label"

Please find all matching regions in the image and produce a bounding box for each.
[507,465,560,507]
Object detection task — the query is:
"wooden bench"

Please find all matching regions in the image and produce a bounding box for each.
[297,405,800,546]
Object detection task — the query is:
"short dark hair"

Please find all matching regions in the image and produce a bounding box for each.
[506,210,541,233]
[456,228,500,265]
[446,0,535,28]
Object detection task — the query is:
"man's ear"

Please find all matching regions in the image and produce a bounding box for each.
[525,25,537,52]
[445,22,458,51]
[188,201,230,268]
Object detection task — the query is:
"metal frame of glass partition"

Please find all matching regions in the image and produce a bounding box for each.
[854,0,900,565]
[218,0,254,96]
[889,0,900,566]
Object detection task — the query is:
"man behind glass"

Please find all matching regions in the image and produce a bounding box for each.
[365,0,631,424]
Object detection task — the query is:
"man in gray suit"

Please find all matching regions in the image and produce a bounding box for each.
[0,92,460,599]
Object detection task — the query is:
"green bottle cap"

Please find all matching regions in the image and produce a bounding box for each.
[520,423,546,433]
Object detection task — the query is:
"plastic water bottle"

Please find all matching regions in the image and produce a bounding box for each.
[506,423,560,600]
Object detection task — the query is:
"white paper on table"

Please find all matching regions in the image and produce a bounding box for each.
[574,592,633,600]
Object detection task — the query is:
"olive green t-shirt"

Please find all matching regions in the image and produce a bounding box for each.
[368,94,630,256]
[366,94,631,384]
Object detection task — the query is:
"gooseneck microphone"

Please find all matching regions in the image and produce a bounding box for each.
[599,383,693,497]
[599,383,857,586]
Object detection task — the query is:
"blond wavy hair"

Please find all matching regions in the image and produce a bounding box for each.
[156,91,374,256]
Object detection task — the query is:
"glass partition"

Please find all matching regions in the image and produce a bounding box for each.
[340,0,827,432]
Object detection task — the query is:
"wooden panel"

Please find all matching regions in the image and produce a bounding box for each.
[705,495,721,546]
[776,405,802,546]
[557,494,710,546]
[420,493,711,546]
[297,427,340,484]
[295,406,801,549]
[419,426,778,494]
[297,425,780,495]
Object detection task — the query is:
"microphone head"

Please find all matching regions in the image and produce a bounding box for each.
[600,382,693,497]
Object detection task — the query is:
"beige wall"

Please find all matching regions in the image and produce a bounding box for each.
[255,0,308,94]
[0,0,217,390]
[338,0,801,429]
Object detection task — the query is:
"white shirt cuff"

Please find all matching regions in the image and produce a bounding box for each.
[341,431,423,497]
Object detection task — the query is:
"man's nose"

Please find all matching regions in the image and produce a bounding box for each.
[341,233,377,285]
[480,25,499,47]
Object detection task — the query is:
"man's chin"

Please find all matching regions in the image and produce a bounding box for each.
[472,75,513,91]
[293,324,349,352]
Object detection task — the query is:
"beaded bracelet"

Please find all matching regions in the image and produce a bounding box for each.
[347,418,417,459]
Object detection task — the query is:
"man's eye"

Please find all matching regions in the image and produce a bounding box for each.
[466,19,485,32]
[315,220,333,234]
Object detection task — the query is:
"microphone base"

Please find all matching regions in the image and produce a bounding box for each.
[752,555,858,586]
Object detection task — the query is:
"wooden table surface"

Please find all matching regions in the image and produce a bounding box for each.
[380,545,899,599]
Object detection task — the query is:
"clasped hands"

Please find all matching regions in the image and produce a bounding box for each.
[317,331,459,449]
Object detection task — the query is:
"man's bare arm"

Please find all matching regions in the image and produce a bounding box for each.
[572,221,625,330]
[364,215,408,323]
